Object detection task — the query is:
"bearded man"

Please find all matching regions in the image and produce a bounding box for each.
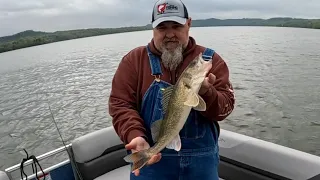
[108,0,235,179]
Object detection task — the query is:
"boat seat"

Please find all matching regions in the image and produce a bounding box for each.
[70,126,225,180]
[94,165,130,180]
[0,171,9,180]
[70,126,129,180]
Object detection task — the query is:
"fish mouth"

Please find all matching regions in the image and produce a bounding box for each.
[200,58,212,72]
[203,63,212,72]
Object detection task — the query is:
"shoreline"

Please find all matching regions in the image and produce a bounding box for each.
[1,17,320,53]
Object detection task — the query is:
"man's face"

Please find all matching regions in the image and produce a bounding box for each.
[153,18,191,52]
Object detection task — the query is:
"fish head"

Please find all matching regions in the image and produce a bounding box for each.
[180,53,212,91]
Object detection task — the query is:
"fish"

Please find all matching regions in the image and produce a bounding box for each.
[123,52,213,172]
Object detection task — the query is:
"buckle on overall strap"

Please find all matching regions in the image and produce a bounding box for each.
[154,74,161,82]
[202,48,215,61]
[146,45,163,81]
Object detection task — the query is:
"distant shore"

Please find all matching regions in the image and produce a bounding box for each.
[1,17,319,53]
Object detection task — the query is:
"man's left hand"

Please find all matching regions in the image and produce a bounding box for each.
[199,73,216,95]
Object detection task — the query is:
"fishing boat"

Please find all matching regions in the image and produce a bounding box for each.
[1,126,320,180]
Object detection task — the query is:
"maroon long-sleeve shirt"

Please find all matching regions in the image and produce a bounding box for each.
[108,37,235,144]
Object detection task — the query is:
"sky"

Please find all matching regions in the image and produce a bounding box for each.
[0,0,319,37]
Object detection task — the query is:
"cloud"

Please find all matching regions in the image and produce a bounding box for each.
[0,0,319,36]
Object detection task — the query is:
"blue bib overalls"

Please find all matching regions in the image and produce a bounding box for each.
[130,45,220,180]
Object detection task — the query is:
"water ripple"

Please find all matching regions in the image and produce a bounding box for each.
[0,27,320,170]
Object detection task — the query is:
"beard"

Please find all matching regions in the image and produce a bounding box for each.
[160,43,183,71]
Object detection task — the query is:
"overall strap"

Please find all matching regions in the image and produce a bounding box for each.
[202,47,215,61]
[202,47,220,139]
[146,45,163,76]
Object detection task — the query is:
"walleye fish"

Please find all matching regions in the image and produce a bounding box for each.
[123,52,213,172]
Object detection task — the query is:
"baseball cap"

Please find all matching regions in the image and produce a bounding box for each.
[151,0,189,28]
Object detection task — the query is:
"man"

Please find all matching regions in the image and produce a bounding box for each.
[108,0,235,179]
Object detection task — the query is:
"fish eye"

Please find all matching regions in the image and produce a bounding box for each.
[184,82,191,89]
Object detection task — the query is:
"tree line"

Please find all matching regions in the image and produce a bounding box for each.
[1,18,319,53]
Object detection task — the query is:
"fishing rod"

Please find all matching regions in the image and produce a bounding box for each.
[47,103,84,180]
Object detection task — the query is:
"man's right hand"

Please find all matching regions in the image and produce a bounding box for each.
[125,136,162,176]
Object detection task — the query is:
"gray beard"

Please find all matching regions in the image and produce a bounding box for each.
[161,45,183,71]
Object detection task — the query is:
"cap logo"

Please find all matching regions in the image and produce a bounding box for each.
[157,3,178,14]
[157,3,167,14]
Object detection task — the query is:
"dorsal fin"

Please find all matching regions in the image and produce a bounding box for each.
[161,85,174,114]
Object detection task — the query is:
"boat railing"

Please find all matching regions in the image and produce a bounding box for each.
[4,144,72,180]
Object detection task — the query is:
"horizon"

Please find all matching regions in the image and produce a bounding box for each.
[1,0,320,37]
[1,16,319,38]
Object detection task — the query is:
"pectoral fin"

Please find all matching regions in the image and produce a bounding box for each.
[166,134,181,151]
[184,90,199,107]
[192,95,207,111]
[150,120,162,142]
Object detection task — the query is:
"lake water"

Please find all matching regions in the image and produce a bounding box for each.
[0,26,320,171]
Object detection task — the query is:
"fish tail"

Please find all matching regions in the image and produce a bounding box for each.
[123,150,152,172]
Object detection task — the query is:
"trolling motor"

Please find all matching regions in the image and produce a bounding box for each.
[19,149,46,180]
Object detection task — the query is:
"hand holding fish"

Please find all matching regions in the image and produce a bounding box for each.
[199,73,216,95]
[125,136,162,176]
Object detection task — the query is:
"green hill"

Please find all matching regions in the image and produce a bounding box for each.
[0,30,47,43]
[0,17,319,53]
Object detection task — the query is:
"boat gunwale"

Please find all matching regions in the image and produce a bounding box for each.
[5,144,71,173]
[2,128,320,180]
